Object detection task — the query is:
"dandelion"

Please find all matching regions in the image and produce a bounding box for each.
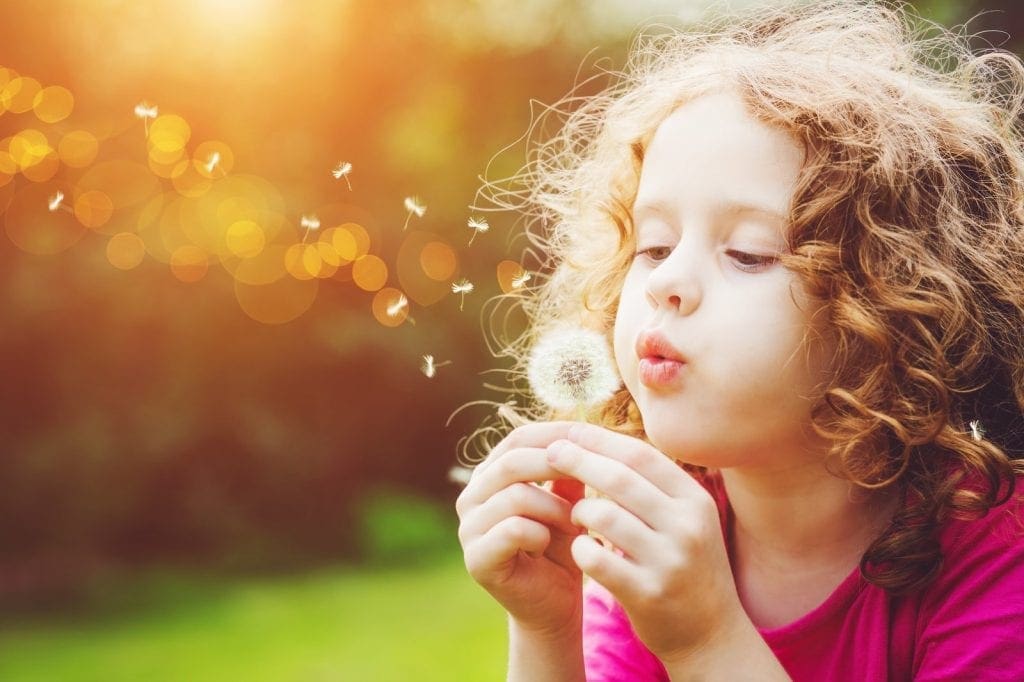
[969,419,985,442]
[134,101,158,137]
[527,326,621,417]
[403,196,426,230]
[300,214,320,243]
[332,161,353,190]
[47,190,64,213]
[467,216,489,245]
[451,278,474,311]
[511,269,532,290]
[204,151,221,174]
[421,354,452,378]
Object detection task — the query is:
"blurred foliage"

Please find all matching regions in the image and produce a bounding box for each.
[0,0,1020,612]
[354,487,458,567]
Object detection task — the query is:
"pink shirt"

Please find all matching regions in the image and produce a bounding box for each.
[582,472,1024,681]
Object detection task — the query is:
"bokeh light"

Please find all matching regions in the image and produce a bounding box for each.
[1,76,41,113]
[57,130,99,167]
[496,259,529,294]
[32,85,74,123]
[170,245,209,282]
[372,286,411,327]
[352,254,388,292]
[106,232,147,270]
[74,190,114,229]
[396,230,459,306]
[234,276,319,325]
[5,182,85,254]
[148,114,191,154]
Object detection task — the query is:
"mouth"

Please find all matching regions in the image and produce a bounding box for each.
[635,330,687,364]
[635,330,688,388]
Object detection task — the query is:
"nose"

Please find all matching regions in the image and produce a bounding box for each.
[644,246,701,315]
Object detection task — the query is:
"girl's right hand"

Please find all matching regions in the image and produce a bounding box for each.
[455,422,587,637]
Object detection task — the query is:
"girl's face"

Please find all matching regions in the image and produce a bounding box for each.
[613,91,835,471]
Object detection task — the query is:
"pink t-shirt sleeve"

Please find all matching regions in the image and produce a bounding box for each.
[913,493,1024,680]
[582,578,669,681]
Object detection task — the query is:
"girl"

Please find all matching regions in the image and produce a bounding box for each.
[455,1,1024,679]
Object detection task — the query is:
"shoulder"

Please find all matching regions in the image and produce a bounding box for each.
[913,474,1024,679]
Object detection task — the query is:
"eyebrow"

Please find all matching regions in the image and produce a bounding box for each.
[632,199,788,225]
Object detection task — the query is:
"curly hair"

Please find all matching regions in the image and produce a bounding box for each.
[463,0,1024,596]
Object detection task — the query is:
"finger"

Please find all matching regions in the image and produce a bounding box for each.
[473,421,578,478]
[459,482,579,543]
[566,423,702,498]
[547,440,669,525]
[570,534,637,596]
[456,448,566,517]
[464,517,551,580]
[570,496,654,561]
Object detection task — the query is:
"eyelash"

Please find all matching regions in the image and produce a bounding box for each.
[635,246,778,272]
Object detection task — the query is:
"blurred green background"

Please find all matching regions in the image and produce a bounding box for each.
[0,1,1018,679]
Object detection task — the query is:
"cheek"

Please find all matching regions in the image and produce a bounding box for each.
[613,291,642,389]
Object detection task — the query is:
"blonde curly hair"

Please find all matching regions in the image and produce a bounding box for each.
[462,0,1024,596]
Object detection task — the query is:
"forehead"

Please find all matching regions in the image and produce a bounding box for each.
[634,92,804,222]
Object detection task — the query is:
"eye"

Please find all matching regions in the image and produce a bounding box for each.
[727,250,778,272]
[636,245,673,262]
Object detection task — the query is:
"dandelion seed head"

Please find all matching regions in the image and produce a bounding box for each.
[300,214,321,231]
[969,419,985,442]
[468,217,489,232]
[404,196,426,217]
[451,279,474,294]
[422,354,437,378]
[48,191,64,212]
[332,161,352,179]
[527,327,621,412]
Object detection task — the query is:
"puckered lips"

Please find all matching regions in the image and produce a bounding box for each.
[635,329,688,388]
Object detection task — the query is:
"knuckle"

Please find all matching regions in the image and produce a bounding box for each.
[619,447,646,470]
[507,482,533,507]
[606,468,632,492]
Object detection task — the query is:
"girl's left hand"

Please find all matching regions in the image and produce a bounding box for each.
[545,422,747,665]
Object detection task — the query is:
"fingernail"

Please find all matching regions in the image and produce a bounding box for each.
[547,439,570,464]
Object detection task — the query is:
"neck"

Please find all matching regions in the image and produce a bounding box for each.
[719,462,897,575]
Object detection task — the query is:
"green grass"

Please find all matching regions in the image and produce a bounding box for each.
[0,555,509,681]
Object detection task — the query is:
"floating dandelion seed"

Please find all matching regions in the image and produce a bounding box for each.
[204,151,221,174]
[451,278,474,311]
[511,269,532,290]
[300,214,320,243]
[386,293,416,325]
[387,293,408,317]
[47,191,64,213]
[969,419,985,442]
[527,327,621,417]
[421,354,452,378]
[403,196,426,230]
[447,465,473,486]
[134,102,158,137]
[467,216,489,245]
[332,161,353,190]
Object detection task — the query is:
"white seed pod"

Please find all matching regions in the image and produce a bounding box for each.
[527,327,621,412]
